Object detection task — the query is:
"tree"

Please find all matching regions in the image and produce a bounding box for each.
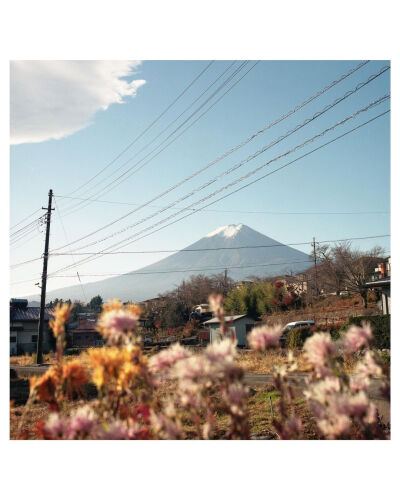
[89,295,103,311]
[333,243,384,308]
[311,242,385,307]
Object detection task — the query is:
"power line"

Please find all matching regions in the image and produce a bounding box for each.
[50,93,390,277]
[63,60,215,199]
[49,234,390,256]
[54,194,389,215]
[53,196,88,303]
[10,208,42,231]
[48,106,390,278]
[52,63,385,253]
[50,259,315,278]
[58,61,255,217]
[57,59,370,220]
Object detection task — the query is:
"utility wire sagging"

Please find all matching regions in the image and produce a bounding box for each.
[46,95,390,278]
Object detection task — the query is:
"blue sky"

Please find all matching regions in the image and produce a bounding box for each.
[10,60,390,298]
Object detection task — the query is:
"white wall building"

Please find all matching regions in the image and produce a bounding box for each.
[204,315,256,347]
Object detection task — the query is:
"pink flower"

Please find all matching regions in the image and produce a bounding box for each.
[343,322,372,353]
[150,411,183,440]
[209,294,224,317]
[357,350,382,378]
[318,414,351,439]
[98,309,139,344]
[223,382,248,416]
[149,343,190,372]
[67,405,96,438]
[42,413,67,439]
[205,338,237,363]
[303,332,336,366]
[248,324,282,350]
[96,420,145,440]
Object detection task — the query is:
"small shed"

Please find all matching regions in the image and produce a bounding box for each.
[203,315,256,347]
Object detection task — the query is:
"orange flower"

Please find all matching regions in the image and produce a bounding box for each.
[62,360,88,389]
[30,366,62,403]
[50,303,72,338]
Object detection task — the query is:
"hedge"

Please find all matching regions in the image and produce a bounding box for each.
[341,315,390,349]
[287,326,313,349]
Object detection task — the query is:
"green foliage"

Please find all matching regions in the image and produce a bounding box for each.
[224,280,301,319]
[341,315,390,349]
[89,295,103,311]
[31,353,37,364]
[287,326,313,349]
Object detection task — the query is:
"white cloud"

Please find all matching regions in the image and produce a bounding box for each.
[10,60,146,145]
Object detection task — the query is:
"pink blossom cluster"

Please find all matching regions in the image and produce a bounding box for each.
[248,324,282,350]
[149,343,190,372]
[97,309,139,344]
[342,322,372,353]
[42,405,96,439]
[303,332,337,367]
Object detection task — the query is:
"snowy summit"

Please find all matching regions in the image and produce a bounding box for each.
[206,224,243,239]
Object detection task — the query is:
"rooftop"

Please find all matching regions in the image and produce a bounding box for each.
[203,315,248,324]
[10,306,54,322]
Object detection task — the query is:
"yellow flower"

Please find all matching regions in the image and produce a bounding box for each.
[87,345,144,390]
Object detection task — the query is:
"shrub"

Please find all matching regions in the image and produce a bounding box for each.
[341,315,390,349]
[287,326,313,349]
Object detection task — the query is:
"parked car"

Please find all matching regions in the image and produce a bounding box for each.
[280,321,315,345]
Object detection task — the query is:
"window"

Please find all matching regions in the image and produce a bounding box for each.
[31,335,38,343]
[10,336,16,343]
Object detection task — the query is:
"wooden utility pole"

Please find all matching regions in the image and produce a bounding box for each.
[224,268,228,295]
[36,189,54,364]
[312,237,318,299]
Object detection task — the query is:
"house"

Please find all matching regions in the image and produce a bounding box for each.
[69,316,104,347]
[203,315,256,347]
[364,256,391,315]
[10,299,54,355]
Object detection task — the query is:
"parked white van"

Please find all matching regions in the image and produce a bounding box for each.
[280,321,315,344]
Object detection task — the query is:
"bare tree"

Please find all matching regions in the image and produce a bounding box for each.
[333,242,384,307]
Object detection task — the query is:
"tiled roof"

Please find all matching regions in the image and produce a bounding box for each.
[203,315,248,324]
[10,307,54,322]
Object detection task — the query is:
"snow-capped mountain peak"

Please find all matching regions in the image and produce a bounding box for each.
[206,223,243,239]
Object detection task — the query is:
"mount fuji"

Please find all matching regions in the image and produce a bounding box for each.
[27,224,313,303]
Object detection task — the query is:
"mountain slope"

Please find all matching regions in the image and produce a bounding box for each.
[26,224,312,303]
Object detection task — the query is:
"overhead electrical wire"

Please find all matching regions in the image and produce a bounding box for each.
[58,60,368,219]
[57,60,369,218]
[53,196,88,303]
[10,208,42,231]
[10,233,390,270]
[60,61,236,211]
[50,234,390,256]
[58,61,255,216]
[10,233,390,287]
[54,194,389,216]
[47,98,390,277]
[52,62,382,253]
[56,94,391,256]
[62,60,215,199]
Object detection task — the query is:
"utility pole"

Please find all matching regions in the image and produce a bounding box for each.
[36,189,54,364]
[312,237,318,299]
[224,268,228,296]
